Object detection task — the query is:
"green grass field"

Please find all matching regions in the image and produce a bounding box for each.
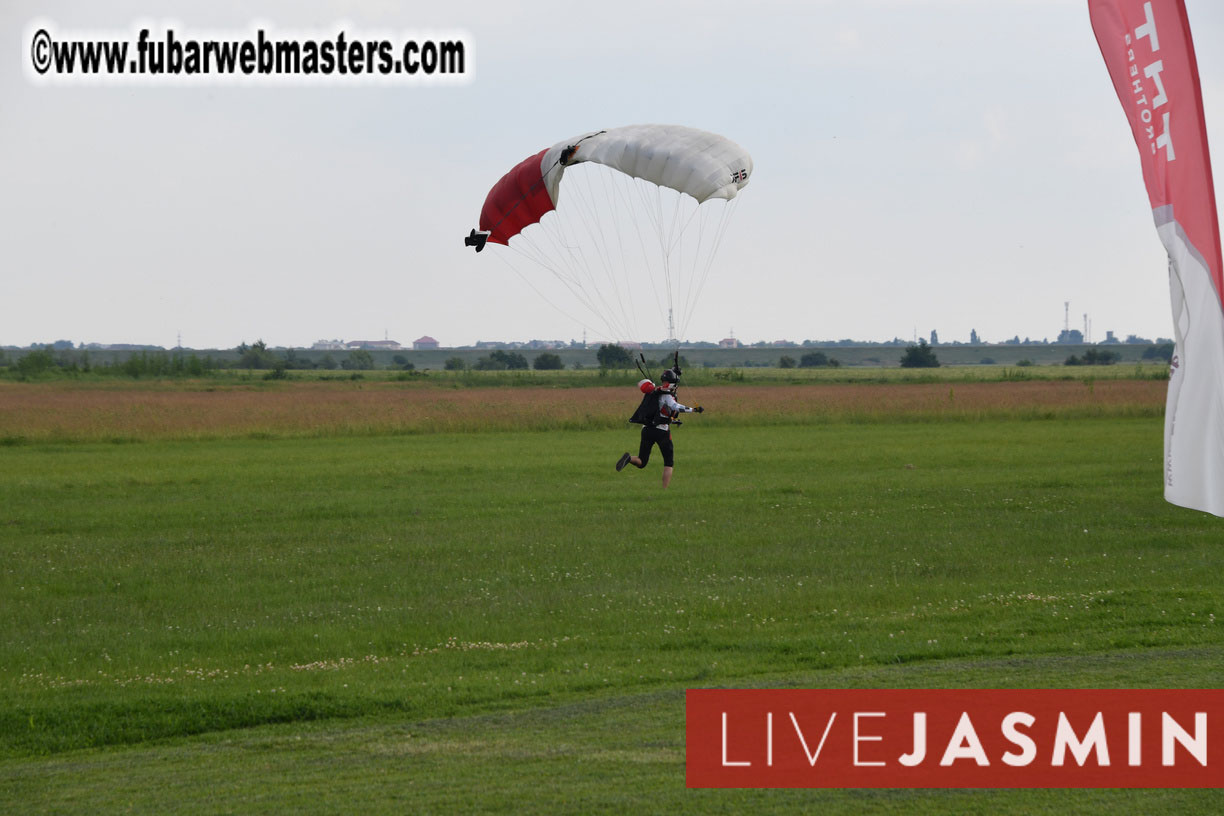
[1,377,1221,813]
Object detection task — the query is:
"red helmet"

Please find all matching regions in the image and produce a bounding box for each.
[638,379,655,394]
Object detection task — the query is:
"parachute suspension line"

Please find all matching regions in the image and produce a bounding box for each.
[540,187,639,344]
[675,198,709,342]
[628,177,670,338]
[507,182,737,348]
[574,165,639,343]
[510,234,616,341]
[651,184,676,344]
[680,201,729,339]
[620,176,666,340]
[549,219,634,345]
[611,171,668,342]
[587,166,629,340]
[676,201,712,342]
[569,192,638,345]
[665,187,684,341]
[681,197,739,340]
[597,166,647,344]
[545,176,641,344]
[559,168,635,343]
[511,217,629,343]
[491,246,614,344]
[624,177,715,343]
[673,195,684,341]
[663,200,702,338]
[665,190,692,255]
[547,175,606,318]
[657,186,697,342]
[548,172,621,337]
[683,201,720,340]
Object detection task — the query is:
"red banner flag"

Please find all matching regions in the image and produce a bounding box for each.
[1089,0,1224,516]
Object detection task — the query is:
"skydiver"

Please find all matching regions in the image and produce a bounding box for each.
[616,367,703,488]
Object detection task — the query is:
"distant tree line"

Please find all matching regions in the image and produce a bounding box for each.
[1,347,222,379]
[1141,343,1175,362]
[0,337,1179,381]
[0,340,421,380]
[234,341,404,373]
[595,344,691,374]
[900,340,940,368]
[442,350,565,371]
[1065,348,1121,366]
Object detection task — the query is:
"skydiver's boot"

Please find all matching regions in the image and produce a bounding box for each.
[616,452,631,472]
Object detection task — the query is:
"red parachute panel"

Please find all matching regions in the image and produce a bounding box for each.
[479,149,555,246]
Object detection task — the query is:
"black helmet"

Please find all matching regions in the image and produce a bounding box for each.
[661,368,679,384]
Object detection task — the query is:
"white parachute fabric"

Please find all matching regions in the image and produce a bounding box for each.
[493,125,751,344]
[542,125,753,206]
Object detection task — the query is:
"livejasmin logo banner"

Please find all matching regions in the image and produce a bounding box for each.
[686,689,1223,788]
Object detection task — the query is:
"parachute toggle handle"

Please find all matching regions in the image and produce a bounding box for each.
[465,228,490,253]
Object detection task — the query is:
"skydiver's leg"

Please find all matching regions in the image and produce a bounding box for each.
[659,435,675,487]
[632,428,654,469]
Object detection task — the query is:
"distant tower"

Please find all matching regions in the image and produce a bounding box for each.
[667,308,676,344]
[1064,301,1070,335]
[176,331,182,349]
[1083,314,1089,344]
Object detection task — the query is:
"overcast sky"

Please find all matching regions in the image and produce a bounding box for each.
[4,0,1223,349]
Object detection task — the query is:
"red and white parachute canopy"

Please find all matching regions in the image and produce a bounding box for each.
[466,124,752,343]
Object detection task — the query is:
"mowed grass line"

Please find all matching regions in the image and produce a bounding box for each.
[2,416,1219,762]
[2,649,1221,815]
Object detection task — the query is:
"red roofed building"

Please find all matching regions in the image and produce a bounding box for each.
[413,336,440,350]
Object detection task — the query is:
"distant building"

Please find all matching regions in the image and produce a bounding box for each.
[1056,329,1084,344]
[719,337,740,348]
[312,339,346,350]
[347,340,403,350]
[413,336,440,350]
